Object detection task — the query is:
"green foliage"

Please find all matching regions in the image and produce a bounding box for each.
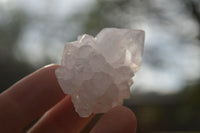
[0,10,34,92]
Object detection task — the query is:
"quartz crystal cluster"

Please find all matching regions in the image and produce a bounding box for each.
[55,28,145,117]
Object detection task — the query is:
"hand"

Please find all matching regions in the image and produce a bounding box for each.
[0,64,137,133]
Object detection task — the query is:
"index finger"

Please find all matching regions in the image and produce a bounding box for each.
[0,64,65,132]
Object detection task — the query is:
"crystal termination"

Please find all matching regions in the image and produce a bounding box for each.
[55,28,145,117]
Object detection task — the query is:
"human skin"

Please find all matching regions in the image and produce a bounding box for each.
[0,64,137,133]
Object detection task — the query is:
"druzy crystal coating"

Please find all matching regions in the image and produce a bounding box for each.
[55,28,145,117]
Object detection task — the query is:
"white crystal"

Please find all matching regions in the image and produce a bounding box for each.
[55,28,145,117]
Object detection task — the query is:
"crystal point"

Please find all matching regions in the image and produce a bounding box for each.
[55,28,145,117]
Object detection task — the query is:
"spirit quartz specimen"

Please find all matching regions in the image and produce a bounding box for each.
[55,28,145,117]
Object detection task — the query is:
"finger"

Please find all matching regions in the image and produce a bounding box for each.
[90,106,137,133]
[0,64,65,132]
[28,95,94,133]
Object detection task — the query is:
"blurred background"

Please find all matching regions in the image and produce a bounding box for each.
[0,0,200,132]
